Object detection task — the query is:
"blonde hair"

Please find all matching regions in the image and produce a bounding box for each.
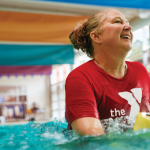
[69,9,110,58]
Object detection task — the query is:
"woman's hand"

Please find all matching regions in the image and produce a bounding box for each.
[71,117,105,136]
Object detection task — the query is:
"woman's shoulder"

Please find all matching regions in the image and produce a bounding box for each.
[126,61,145,68]
[126,61,148,72]
[66,59,94,80]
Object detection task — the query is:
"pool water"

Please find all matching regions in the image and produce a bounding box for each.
[0,117,150,150]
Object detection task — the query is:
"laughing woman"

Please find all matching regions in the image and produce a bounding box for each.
[65,9,150,136]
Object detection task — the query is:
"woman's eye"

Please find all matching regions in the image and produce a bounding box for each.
[115,20,121,23]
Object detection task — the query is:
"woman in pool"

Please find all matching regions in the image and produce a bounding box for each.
[65,9,150,136]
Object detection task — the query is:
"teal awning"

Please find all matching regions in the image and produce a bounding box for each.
[0,44,74,65]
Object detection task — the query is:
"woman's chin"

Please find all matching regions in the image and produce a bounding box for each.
[123,44,132,52]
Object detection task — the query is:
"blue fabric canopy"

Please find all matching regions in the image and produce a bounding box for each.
[38,0,150,9]
[0,44,74,65]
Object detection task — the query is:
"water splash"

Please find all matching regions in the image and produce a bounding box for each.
[0,117,150,150]
[101,116,135,133]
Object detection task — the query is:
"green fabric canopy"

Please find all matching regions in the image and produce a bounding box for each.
[0,44,74,65]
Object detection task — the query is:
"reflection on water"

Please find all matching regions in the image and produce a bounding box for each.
[0,117,150,150]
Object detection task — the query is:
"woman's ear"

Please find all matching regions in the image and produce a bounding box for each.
[90,32,101,44]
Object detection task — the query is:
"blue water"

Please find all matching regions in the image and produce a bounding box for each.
[0,117,150,150]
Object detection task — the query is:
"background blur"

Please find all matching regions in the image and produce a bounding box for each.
[0,0,150,124]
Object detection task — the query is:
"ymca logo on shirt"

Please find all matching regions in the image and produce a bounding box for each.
[110,88,142,118]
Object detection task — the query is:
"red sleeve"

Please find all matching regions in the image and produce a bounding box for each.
[65,77,99,129]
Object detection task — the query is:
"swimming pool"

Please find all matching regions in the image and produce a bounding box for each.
[0,117,150,150]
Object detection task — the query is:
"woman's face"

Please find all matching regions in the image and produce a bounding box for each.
[98,9,133,53]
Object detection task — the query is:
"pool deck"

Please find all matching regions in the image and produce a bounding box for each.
[0,119,52,126]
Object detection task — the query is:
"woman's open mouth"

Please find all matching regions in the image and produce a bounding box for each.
[120,34,130,40]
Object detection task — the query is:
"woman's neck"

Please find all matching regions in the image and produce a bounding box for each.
[94,55,128,79]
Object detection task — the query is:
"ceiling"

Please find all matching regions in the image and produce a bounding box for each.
[0,0,150,31]
[0,0,142,20]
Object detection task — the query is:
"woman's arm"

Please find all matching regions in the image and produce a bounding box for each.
[71,117,105,136]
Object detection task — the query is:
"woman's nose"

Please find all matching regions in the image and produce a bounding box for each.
[123,24,132,30]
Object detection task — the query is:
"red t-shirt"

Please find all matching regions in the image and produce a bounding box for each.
[65,60,150,129]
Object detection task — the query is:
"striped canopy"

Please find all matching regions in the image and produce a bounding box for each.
[0,8,89,75]
[1,0,148,75]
